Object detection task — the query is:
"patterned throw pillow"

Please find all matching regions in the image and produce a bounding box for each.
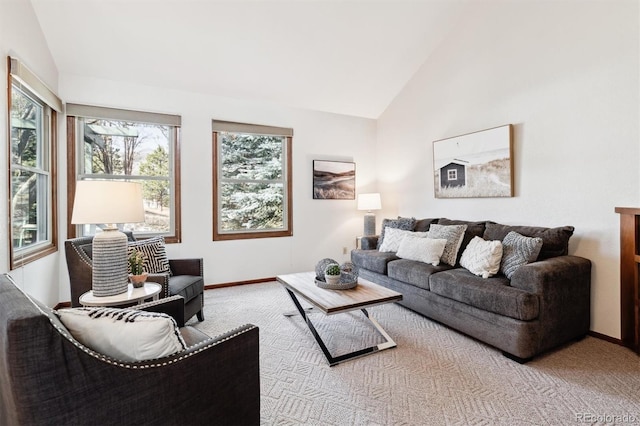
[127,236,171,275]
[500,231,543,279]
[483,223,573,260]
[396,235,447,266]
[56,307,187,362]
[427,224,467,266]
[378,228,428,253]
[460,236,503,279]
[377,217,417,249]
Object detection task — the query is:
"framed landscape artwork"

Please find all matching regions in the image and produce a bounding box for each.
[433,124,513,198]
[313,160,356,200]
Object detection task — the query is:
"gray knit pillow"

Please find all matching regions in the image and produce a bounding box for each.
[500,231,543,279]
[377,217,416,249]
[427,224,467,266]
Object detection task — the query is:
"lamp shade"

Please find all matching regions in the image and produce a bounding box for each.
[357,193,382,211]
[72,181,145,225]
[71,180,145,297]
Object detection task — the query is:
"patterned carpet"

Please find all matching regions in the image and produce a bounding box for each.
[191,282,640,425]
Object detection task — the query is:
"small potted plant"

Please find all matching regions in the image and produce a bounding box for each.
[128,250,148,288]
[324,263,341,286]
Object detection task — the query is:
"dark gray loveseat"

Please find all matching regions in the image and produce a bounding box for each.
[0,273,260,425]
[351,218,591,362]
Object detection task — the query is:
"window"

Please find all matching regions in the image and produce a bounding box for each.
[67,104,181,243]
[448,169,458,181]
[212,120,293,240]
[8,57,61,268]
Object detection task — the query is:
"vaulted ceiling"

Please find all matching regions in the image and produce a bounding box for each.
[30,0,471,118]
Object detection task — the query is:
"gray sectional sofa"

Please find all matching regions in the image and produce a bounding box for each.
[351,217,592,362]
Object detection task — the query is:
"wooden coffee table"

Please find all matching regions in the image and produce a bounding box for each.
[277,271,402,366]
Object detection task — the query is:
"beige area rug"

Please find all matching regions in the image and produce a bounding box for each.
[191,282,640,425]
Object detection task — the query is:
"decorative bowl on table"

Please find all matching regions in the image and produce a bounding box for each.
[314,259,358,290]
[315,258,337,281]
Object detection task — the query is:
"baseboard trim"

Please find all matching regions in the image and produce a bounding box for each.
[54,289,627,350]
[54,278,276,309]
[205,277,276,290]
[588,330,623,346]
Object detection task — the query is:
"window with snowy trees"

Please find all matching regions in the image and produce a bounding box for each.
[212,120,293,241]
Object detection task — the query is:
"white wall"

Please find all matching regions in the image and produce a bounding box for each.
[2,0,376,306]
[57,75,377,301]
[0,0,63,306]
[3,0,637,342]
[376,0,639,339]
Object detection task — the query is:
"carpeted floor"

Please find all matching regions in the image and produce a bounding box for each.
[191,282,640,425]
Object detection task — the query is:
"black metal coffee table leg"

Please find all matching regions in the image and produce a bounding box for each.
[284,288,397,366]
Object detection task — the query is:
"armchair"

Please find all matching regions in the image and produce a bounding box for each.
[65,235,205,322]
[0,274,260,426]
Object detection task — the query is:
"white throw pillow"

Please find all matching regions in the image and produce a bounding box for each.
[378,227,428,252]
[396,236,448,266]
[427,224,467,266]
[460,236,504,279]
[57,307,187,362]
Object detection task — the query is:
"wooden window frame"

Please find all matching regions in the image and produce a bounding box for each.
[7,58,59,269]
[66,112,182,243]
[212,131,293,241]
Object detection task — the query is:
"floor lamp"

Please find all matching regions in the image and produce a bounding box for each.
[71,181,145,297]
[357,193,382,236]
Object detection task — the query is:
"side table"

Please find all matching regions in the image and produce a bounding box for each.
[356,235,379,250]
[79,282,162,307]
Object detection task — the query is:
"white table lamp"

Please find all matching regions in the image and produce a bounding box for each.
[71,181,145,297]
[357,193,382,236]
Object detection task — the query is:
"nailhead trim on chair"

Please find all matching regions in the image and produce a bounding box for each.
[137,295,183,310]
[7,274,255,370]
[70,239,94,268]
[51,309,256,369]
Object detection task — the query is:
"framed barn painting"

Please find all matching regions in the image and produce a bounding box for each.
[313,160,356,200]
[433,124,513,198]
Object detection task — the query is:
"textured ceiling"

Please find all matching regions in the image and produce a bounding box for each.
[30,0,471,118]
